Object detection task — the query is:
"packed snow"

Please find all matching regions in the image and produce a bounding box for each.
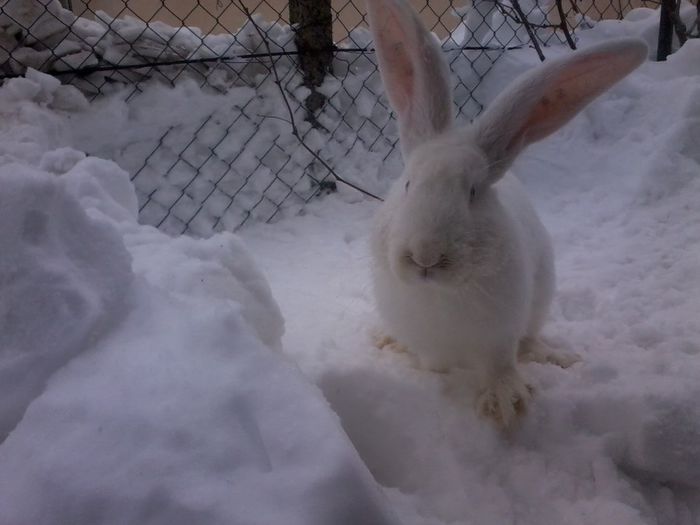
[0,70,399,525]
[0,0,297,93]
[1,5,700,525]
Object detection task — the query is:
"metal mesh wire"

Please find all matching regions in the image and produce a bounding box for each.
[0,0,674,235]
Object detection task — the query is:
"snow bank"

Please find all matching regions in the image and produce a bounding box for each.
[0,283,397,525]
[0,162,132,441]
[0,70,136,441]
[125,228,285,350]
[63,70,394,236]
[0,71,399,525]
[589,3,699,57]
[0,0,296,92]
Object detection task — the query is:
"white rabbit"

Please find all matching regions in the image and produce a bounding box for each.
[366,0,647,427]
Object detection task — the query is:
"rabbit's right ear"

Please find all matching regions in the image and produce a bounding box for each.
[474,38,648,183]
[366,0,454,158]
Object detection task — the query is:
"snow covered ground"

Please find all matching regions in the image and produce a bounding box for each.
[243,34,700,524]
[0,70,399,525]
[0,5,699,525]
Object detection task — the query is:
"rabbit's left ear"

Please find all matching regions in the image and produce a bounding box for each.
[474,38,648,183]
[366,0,454,158]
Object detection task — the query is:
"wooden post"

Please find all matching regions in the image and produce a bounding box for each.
[657,0,675,60]
[289,0,333,124]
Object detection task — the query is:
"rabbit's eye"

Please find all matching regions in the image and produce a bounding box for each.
[405,180,410,192]
[469,186,476,202]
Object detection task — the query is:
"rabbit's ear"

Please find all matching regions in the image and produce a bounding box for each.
[474,38,647,183]
[367,0,454,158]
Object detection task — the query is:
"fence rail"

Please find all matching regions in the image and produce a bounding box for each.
[1,0,697,235]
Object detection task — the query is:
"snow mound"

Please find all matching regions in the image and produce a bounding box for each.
[0,75,397,524]
[592,3,699,56]
[0,0,296,92]
[0,69,87,166]
[0,283,397,525]
[61,155,140,223]
[0,163,132,441]
[125,228,285,350]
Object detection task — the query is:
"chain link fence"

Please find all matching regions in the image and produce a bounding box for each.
[1,0,696,235]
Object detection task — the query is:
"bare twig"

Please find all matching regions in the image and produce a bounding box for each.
[256,114,295,125]
[236,1,383,201]
[510,0,546,61]
[671,0,689,44]
[568,0,581,15]
[555,0,577,49]
[496,2,562,29]
[690,1,700,37]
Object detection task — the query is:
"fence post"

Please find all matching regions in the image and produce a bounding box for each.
[289,0,333,124]
[657,0,674,60]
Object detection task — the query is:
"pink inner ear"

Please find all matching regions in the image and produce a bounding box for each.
[388,41,415,116]
[516,53,634,146]
[476,39,646,178]
[372,5,417,118]
[367,0,454,156]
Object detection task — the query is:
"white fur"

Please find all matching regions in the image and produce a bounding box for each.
[367,0,647,427]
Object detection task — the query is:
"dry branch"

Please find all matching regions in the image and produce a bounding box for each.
[236,1,383,202]
[510,0,546,60]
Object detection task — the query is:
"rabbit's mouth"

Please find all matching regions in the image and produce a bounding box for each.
[397,252,456,285]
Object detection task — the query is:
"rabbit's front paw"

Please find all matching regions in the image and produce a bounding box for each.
[476,371,533,429]
[518,337,581,368]
[371,328,409,353]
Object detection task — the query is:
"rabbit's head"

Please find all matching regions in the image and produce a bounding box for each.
[368,0,647,286]
[381,131,506,286]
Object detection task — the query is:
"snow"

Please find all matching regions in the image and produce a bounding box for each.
[0,162,132,441]
[241,15,700,525]
[0,5,699,525]
[0,282,397,525]
[0,0,297,92]
[0,70,398,525]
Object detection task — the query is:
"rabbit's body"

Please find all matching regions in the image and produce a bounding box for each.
[372,171,554,373]
[366,0,646,427]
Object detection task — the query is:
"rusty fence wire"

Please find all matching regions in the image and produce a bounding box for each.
[0,0,692,235]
